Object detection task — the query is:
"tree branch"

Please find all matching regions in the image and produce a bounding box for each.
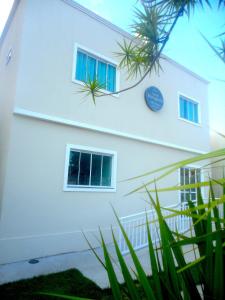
[97,4,185,98]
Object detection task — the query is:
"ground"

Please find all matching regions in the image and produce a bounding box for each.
[0,269,113,300]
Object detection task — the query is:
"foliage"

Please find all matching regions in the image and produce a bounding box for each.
[79,0,225,103]
[0,269,110,300]
[200,32,225,65]
[91,148,225,300]
[45,148,225,299]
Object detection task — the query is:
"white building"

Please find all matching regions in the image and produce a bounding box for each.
[0,0,210,266]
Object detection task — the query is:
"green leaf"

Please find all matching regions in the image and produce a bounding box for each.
[145,178,225,193]
[177,256,205,274]
[205,199,213,294]
[112,207,157,300]
[99,228,122,300]
[200,32,225,65]
[213,231,224,300]
[126,148,225,194]
[111,228,140,300]
[145,212,163,300]
[146,187,182,299]
[38,292,93,300]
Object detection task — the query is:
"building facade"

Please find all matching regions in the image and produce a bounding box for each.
[0,0,210,265]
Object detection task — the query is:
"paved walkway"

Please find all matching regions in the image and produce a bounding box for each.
[0,245,151,288]
[0,243,197,288]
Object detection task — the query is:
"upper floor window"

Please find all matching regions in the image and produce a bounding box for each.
[180,167,201,202]
[64,145,117,192]
[74,45,117,93]
[179,95,199,124]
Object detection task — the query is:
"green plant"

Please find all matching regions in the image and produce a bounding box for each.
[44,148,225,299]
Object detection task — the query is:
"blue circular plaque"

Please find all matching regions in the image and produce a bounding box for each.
[144,86,164,112]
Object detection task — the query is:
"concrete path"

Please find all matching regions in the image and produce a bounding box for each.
[0,245,151,288]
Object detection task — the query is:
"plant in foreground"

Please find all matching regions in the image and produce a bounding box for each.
[42,148,225,300]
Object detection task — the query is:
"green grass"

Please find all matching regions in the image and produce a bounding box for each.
[0,269,112,300]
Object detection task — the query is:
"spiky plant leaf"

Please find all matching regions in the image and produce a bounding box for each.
[112,207,157,300]
[99,228,122,300]
[111,228,140,300]
[38,293,93,300]
[78,78,105,104]
[145,212,163,300]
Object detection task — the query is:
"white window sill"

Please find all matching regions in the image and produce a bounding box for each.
[72,79,119,98]
[64,186,116,192]
[178,117,202,127]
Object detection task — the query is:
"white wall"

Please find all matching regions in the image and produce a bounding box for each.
[0,0,25,215]
[0,0,210,264]
[0,115,200,263]
[13,0,210,152]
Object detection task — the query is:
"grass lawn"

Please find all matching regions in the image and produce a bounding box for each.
[0,268,113,300]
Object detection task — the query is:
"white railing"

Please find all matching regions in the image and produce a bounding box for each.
[119,202,194,254]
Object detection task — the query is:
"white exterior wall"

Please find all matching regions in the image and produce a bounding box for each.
[0,0,24,214]
[0,0,210,264]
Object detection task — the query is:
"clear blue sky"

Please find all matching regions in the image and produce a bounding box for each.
[0,0,224,132]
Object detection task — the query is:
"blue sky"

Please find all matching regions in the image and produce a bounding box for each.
[0,0,224,132]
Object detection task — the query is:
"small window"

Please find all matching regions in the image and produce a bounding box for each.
[64,145,117,191]
[180,167,201,202]
[75,48,116,93]
[179,95,199,124]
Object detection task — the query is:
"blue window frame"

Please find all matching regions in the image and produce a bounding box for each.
[179,95,199,124]
[75,49,116,93]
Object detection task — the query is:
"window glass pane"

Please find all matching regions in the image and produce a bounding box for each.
[97,61,107,89]
[102,156,112,186]
[185,168,190,185]
[87,56,96,81]
[188,102,194,122]
[79,152,91,185]
[196,169,201,182]
[190,169,196,192]
[180,168,184,185]
[191,193,196,201]
[180,96,198,123]
[193,103,199,123]
[180,98,184,118]
[185,193,191,202]
[107,65,116,92]
[68,151,80,185]
[76,51,87,82]
[180,97,188,119]
[91,154,102,186]
[181,193,185,203]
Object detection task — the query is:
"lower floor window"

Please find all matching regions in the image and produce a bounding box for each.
[180,167,201,202]
[65,145,116,191]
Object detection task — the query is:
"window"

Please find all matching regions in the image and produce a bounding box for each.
[64,145,117,191]
[179,95,199,124]
[74,46,117,93]
[180,167,201,202]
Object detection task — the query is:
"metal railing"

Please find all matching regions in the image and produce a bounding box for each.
[119,202,194,254]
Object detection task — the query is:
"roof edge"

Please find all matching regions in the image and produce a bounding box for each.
[161,55,209,84]
[0,0,21,50]
[62,0,209,85]
[0,0,209,84]
[61,0,134,40]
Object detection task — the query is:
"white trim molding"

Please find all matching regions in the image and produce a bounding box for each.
[14,107,207,155]
[63,144,117,192]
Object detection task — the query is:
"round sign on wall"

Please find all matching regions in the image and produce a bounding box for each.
[144,86,164,112]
